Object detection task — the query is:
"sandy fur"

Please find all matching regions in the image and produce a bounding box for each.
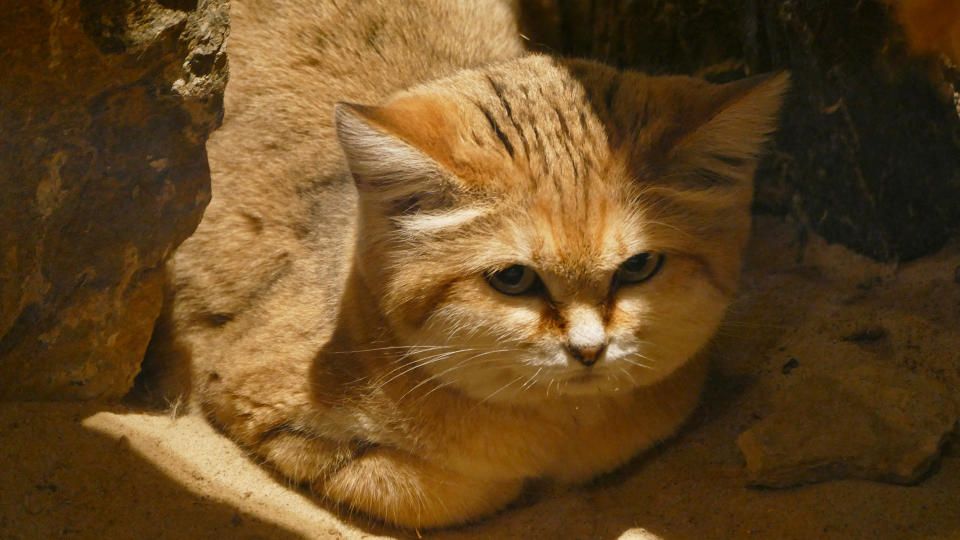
[155,0,787,529]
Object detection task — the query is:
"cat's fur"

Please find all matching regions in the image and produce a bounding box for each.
[155,0,788,529]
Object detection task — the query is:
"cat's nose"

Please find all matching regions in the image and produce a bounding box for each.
[566,343,607,367]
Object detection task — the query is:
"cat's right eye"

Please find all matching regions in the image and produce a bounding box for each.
[486,265,540,295]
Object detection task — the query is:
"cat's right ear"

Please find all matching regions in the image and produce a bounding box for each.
[334,102,456,214]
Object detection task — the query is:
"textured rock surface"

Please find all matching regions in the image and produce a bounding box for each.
[0,0,228,400]
[737,365,958,488]
[516,0,960,261]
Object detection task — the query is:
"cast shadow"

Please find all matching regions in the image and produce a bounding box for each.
[0,402,306,539]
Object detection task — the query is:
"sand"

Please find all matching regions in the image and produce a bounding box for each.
[2,216,958,540]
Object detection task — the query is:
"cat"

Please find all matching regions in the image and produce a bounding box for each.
[152,0,788,529]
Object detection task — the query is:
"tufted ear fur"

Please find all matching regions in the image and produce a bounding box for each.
[335,100,461,215]
[661,71,790,190]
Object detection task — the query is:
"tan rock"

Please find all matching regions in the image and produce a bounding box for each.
[738,364,959,488]
[0,0,228,400]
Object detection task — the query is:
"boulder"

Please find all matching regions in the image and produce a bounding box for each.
[0,0,228,400]
[737,364,958,487]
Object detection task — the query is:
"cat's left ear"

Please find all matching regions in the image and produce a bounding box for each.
[664,71,790,189]
[335,100,461,214]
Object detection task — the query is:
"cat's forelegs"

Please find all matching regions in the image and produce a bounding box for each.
[252,428,522,529]
[319,445,524,529]
[255,429,360,485]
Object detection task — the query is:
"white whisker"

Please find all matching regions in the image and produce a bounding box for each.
[622,355,655,370]
[396,349,516,402]
[520,367,543,391]
[371,349,474,390]
[619,367,637,385]
[477,374,526,405]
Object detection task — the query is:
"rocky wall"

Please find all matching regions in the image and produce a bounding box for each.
[0,0,228,400]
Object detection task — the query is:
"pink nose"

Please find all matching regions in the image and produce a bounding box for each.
[566,344,606,366]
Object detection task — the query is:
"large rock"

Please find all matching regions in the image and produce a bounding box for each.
[737,364,958,488]
[0,0,228,400]
[516,0,960,261]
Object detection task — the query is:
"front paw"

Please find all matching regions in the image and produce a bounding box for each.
[257,428,360,484]
[319,446,523,529]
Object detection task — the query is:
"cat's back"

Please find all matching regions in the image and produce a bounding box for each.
[230,0,524,104]
[163,0,525,367]
[218,0,525,190]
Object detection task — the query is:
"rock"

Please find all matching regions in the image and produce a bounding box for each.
[737,364,958,488]
[515,0,960,262]
[0,1,228,400]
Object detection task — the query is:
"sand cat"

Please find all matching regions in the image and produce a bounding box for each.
[155,0,787,529]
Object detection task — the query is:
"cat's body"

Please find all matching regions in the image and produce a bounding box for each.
[159,0,787,529]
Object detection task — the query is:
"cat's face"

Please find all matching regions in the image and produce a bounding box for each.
[337,56,787,402]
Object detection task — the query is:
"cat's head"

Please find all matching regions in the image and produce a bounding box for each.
[335,55,788,402]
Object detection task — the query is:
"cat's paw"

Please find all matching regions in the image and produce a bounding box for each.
[319,446,523,529]
[257,429,358,484]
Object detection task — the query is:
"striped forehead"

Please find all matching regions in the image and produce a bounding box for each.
[510,188,638,275]
[393,58,650,273]
[464,64,632,263]
[461,62,612,186]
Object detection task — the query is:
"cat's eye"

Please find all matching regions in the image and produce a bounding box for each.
[487,265,540,295]
[615,253,664,285]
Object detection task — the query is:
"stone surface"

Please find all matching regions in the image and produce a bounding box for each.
[0,0,228,400]
[737,364,958,488]
[515,0,960,262]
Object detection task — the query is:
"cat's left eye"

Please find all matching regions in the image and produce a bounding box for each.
[615,253,664,285]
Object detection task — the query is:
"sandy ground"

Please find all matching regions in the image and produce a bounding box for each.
[2,216,959,540]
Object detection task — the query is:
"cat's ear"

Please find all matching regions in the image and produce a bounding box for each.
[335,101,459,213]
[663,71,790,189]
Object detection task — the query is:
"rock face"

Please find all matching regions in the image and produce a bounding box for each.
[516,0,960,261]
[0,0,228,400]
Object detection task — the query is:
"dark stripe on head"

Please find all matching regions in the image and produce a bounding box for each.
[707,152,748,167]
[692,167,739,187]
[552,106,581,180]
[477,103,515,158]
[604,72,621,112]
[486,74,530,158]
[553,106,571,140]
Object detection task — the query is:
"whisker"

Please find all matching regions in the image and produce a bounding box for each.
[327,344,455,355]
[622,356,654,370]
[410,358,513,405]
[477,375,526,405]
[619,367,637,386]
[371,350,474,390]
[395,349,517,402]
[520,367,543,391]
